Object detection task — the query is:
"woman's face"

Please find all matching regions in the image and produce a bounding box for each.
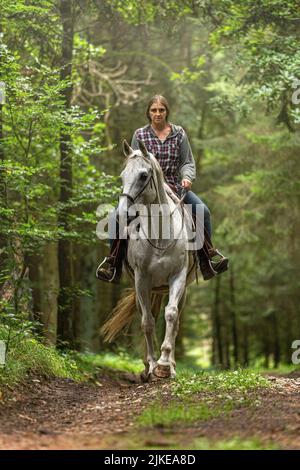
[149,100,167,126]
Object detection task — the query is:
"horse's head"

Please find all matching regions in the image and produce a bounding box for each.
[119,140,158,211]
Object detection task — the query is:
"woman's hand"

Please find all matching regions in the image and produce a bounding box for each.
[181,179,192,190]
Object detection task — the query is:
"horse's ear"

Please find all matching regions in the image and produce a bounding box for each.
[123,139,133,157]
[138,140,149,159]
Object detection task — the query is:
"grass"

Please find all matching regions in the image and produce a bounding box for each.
[137,400,235,427]
[250,364,300,375]
[0,328,145,389]
[0,338,284,450]
[0,325,83,388]
[74,350,144,375]
[104,429,277,450]
[137,368,269,428]
[189,436,278,450]
[172,368,270,396]
[135,368,274,451]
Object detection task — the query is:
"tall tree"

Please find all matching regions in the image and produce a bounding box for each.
[0,26,8,290]
[57,0,75,346]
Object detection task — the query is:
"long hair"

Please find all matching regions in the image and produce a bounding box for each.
[146,95,170,122]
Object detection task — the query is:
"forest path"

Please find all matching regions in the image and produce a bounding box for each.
[0,370,300,450]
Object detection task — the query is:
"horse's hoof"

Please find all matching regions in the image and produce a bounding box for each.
[153,364,171,379]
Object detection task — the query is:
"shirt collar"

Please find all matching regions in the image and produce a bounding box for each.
[146,123,179,139]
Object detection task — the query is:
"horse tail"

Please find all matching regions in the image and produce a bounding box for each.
[100,288,137,343]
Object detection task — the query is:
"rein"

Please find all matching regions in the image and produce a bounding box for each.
[140,181,187,251]
[120,157,188,251]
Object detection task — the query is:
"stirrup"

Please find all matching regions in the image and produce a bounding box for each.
[207,259,218,274]
[203,258,218,278]
[96,257,117,282]
[212,257,229,274]
[209,247,229,275]
[209,248,224,259]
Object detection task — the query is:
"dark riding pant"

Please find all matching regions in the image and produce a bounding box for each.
[183,190,212,240]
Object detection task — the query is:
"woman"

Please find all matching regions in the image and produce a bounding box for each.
[97,95,228,283]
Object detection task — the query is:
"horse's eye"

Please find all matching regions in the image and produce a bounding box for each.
[140,172,148,180]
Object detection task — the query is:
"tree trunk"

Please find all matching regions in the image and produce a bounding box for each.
[28,243,58,345]
[224,334,231,369]
[57,0,75,347]
[263,334,270,369]
[272,313,280,368]
[212,276,223,367]
[284,307,293,363]
[242,324,249,367]
[0,77,8,291]
[78,244,103,352]
[229,266,239,367]
[195,105,207,175]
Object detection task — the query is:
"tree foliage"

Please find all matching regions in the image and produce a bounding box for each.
[1,0,299,366]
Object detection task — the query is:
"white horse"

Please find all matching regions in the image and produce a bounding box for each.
[101,140,197,379]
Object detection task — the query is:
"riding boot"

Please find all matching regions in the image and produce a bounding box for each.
[96,239,126,283]
[197,249,218,280]
[198,229,229,281]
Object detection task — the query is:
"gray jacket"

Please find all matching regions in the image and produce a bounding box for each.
[131,123,196,183]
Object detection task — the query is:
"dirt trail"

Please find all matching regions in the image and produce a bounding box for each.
[0,371,300,450]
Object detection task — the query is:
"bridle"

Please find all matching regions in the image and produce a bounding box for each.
[119,162,188,251]
[119,168,153,204]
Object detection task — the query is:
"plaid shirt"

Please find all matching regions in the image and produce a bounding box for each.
[131,123,196,194]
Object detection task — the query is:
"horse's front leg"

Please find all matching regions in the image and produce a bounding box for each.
[154,269,187,379]
[135,272,157,377]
